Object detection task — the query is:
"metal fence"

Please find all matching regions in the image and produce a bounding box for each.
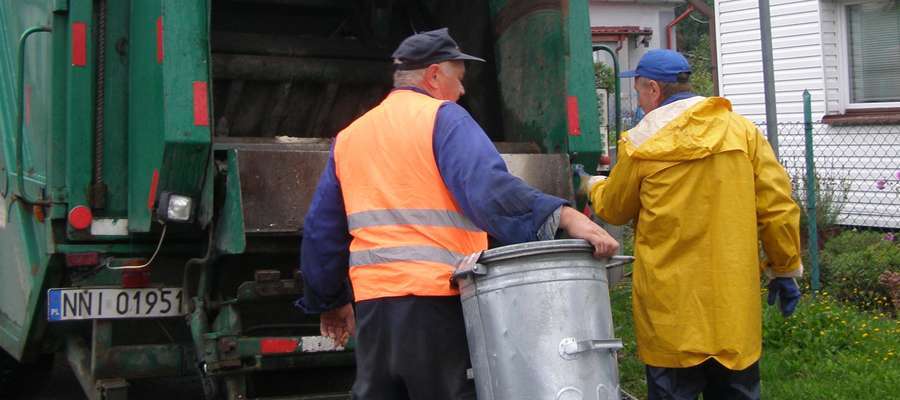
[757,92,900,291]
[769,121,900,231]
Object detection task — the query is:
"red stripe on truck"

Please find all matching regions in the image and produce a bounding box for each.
[567,96,581,136]
[193,82,209,126]
[72,22,87,67]
[156,17,163,64]
[147,169,160,210]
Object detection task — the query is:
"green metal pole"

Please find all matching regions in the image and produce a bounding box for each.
[16,26,52,203]
[592,45,621,145]
[803,90,820,294]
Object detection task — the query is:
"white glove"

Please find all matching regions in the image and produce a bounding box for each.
[577,175,606,195]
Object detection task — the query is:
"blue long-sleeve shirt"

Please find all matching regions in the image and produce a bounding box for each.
[297,88,567,313]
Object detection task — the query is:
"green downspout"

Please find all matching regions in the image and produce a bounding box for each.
[16,26,52,204]
[803,90,820,295]
[592,45,621,146]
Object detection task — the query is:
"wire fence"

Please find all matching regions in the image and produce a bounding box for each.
[762,121,900,232]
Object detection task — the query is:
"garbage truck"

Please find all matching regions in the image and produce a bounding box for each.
[0,0,610,398]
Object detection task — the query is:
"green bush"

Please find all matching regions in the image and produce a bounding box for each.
[818,230,900,311]
[594,62,615,91]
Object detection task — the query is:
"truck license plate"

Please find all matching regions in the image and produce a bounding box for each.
[47,288,185,321]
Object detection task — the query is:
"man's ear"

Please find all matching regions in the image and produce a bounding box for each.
[650,80,663,103]
[423,64,442,89]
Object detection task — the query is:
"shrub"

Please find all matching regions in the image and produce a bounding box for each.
[819,230,900,311]
[791,174,849,237]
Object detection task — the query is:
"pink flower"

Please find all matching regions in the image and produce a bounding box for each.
[885,232,896,242]
[895,170,900,180]
[876,179,887,190]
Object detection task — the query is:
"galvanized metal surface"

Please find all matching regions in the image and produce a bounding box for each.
[217,138,330,234]
[457,239,621,400]
[500,153,575,203]
[219,138,576,234]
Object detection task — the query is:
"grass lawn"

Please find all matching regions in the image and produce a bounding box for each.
[609,281,900,399]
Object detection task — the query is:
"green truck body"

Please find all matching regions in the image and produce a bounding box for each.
[0,1,607,398]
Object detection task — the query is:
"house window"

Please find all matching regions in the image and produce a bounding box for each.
[841,1,900,108]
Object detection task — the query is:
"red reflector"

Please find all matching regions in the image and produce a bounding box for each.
[156,17,164,64]
[566,96,581,136]
[147,169,160,210]
[193,81,209,126]
[122,268,151,288]
[260,338,299,354]
[599,155,611,165]
[65,253,100,267]
[68,206,93,230]
[72,22,87,67]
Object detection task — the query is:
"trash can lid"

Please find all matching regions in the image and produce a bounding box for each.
[478,239,596,264]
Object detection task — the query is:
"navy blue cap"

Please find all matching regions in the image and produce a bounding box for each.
[392,28,485,70]
[619,49,691,82]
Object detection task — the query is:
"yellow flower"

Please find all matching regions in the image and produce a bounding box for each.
[863,333,869,337]
[874,328,880,332]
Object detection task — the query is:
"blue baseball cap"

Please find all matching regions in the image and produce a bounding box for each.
[619,49,691,82]
[392,28,485,70]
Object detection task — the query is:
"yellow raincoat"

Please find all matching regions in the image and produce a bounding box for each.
[589,96,801,370]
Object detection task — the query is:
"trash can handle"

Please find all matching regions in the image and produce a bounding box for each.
[558,337,623,360]
[606,255,635,269]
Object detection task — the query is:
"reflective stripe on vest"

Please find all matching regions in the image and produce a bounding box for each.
[334,90,488,301]
[348,245,464,268]
[347,209,481,232]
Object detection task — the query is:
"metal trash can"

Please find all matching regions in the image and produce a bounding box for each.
[453,240,632,400]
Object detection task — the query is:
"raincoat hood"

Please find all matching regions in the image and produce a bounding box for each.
[623,96,750,162]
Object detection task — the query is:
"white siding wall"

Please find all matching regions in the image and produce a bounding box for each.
[819,0,842,114]
[717,0,899,229]
[715,0,827,122]
[778,124,900,229]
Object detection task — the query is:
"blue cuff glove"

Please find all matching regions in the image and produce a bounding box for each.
[767,277,801,317]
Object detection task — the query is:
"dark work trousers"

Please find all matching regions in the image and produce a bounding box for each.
[646,358,761,400]
[351,296,475,400]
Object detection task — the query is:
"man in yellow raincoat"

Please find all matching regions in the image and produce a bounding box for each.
[580,49,802,400]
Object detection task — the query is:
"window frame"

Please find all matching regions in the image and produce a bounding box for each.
[836,0,900,110]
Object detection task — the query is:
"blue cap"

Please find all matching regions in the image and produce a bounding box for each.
[619,49,691,82]
[392,28,485,70]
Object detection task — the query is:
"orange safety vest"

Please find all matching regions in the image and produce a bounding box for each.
[333,90,488,302]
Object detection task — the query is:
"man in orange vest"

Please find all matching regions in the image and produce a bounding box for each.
[298,28,619,400]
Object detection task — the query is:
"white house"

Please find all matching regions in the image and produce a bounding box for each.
[589,0,687,127]
[715,0,900,228]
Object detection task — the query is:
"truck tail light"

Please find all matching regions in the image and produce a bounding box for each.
[65,253,100,268]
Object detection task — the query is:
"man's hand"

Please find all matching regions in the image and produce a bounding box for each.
[767,278,801,317]
[320,303,355,346]
[559,206,619,257]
